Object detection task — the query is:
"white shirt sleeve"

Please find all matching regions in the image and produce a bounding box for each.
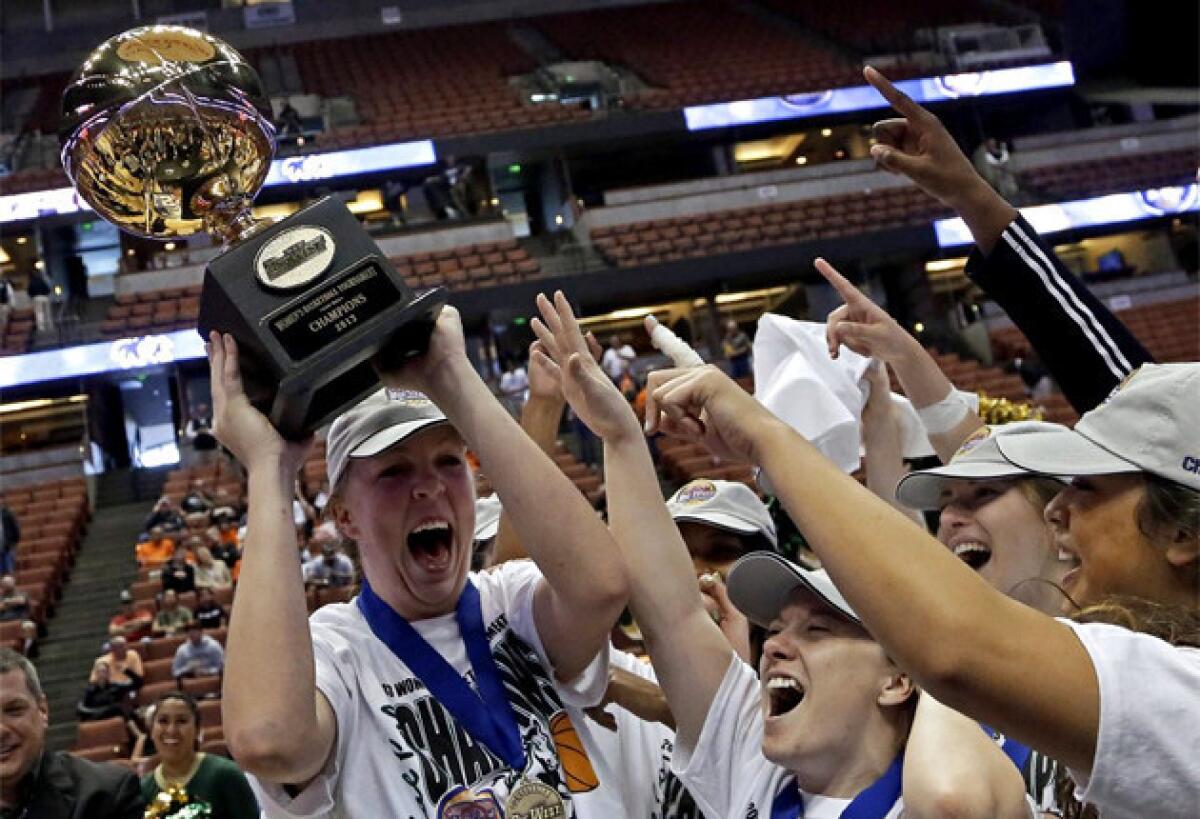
[672,652,770,819]
[1061,619,1200,819]
[481,559,611,709]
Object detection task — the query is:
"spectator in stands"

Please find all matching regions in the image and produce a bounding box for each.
[185,403,219,466]
[0,648,144,816]
[172,621,224,680]
[92,635,144,694]
[152,589,193,637]
[141,691,259,818]
[26,267,53,333]
[193,587,227,630]
[181,480,213,515]
[194,545,233,591]
[108,590,154,642]
[136,525,176,567]
[277,100,302,136]
[302,541,356,587]
[498,359,530,416]
[0,504,19,575]
[972,136,1020,201]
[601,333,636,383]
[143,496,183,534]
[184,510,215,543]
[76,660,130,722]
[210,515,241,571]
[17,620,37,659]
[0,274,14,335]
[0,574,29,622]
[722,319,753,379]
[161,544,196,595]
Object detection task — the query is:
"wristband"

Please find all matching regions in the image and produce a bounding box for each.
[915,389,971,434]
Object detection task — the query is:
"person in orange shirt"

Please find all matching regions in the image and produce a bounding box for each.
[135,526,176,567]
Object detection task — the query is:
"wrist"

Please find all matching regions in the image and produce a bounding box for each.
[421,355,478,406]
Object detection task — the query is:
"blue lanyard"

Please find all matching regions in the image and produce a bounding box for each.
[770,755,903,819]
[356,578,527,771]
[980,723,1032,771]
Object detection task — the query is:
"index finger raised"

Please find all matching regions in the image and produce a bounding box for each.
[814,257,868,306]
[864,66,931,123]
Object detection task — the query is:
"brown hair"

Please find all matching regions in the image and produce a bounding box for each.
[1136,473,1200,547]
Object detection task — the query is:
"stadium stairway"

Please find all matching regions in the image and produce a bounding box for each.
[42,467,167,751]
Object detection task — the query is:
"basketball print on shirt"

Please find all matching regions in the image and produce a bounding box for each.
[376,618,599,816]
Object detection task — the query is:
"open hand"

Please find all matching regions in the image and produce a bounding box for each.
[527,332,602,403]
[530,292,641,443]
[374,304,470,402]
[208,332,312,475]
[865,66,983,209]
[817,257,919,364]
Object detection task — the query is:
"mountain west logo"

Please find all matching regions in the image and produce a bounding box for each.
[254,225,335,290]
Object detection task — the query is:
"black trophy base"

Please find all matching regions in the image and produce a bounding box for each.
[197,196,447,440]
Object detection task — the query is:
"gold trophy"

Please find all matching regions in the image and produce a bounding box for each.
[60,26,444,438]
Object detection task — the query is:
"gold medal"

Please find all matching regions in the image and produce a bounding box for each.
[505,779,566,819]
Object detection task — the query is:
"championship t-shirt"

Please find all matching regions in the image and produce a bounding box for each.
[250,559,610,818]
[1061,619,1200,819]
[569,648,707,818]
[672,655,904,819]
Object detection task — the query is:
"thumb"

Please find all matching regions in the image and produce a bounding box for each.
[699,572,738,617]
[870,144,923,178]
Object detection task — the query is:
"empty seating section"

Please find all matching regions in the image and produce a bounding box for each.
[388,238,542,292]
[1,307,36,356]
[160,463,243,508]
[991,297,1200,368]
[591,186,951,268]
[99,285,203,339]
[1020,148,1199,202]
[537,1,861,111]
[0,477,89,644]
[287,24,588,150]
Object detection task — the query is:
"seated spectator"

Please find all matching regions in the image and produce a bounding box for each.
[77,660,130,722]
[193,545,232,591]
[160,545,196,595]
[136,526,176,567]
[92,636,144,693]
[171,621,224,680]
[152,589,193,637]
[301,541,356,587]
[184,510,217,543]
[143,496,183,533]
[17,620,37,659]
[311,479,331,516]
[193,587,227,630]
[0,574,29,622]
[180,480,213,514]
[109,590,154,642]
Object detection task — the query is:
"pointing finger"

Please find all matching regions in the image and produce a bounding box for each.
[864,66,930,123]
[814,257,867,306]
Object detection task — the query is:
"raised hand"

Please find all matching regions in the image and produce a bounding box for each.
[698,572,752,663]
[530,291,640,443]
[643,365,777,464]
[373,304,470,402]
[207,332,311,475]
[817,257,919,363]
[527,332,602,404]
[864,66,983,209]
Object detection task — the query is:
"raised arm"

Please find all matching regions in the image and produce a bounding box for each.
[864,66,1151,412]
[379,306,626,681]
[643,363,1101,776]
[860,362,926,525]
[531,292,733,750]
[209,333,337,785]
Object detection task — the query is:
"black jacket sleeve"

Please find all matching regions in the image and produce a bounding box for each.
[965,215,1153,413]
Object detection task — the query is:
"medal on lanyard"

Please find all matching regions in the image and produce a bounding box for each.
[506,779,567,819]
[770,754,903,819]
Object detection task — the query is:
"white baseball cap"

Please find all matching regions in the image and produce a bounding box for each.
[727,551,859,627]
[895,420,1070,510]
[666,479,777,546]
[326,388,450,490]
[474,494,503,542]
[997,363,1200,491]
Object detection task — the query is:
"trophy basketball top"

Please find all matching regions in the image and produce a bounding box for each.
[59,26,275,245]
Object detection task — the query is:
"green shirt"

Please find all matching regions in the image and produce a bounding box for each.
[141,753,258,819]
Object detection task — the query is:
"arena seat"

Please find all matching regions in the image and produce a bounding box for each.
[71,715,129,757]
[1019,148,1198,202]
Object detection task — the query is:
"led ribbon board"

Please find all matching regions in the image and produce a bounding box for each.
[0,139,437,224]
[0,329,206,389]
[935,184,1200,247]
[683,61,1076,131]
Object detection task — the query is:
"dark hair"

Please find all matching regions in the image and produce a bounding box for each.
[154,690,201,727]
[1136,473,1200,547]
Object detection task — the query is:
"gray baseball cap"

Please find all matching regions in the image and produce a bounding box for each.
[997,363,1200,490]
[666,479,777,546]
[474,494,503,542]
[727,551,859,628]
[895,420,1069,511]
[326,388,450,490]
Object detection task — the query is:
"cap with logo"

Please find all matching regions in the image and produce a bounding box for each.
[895,420,1070,511]
[997,363,1200,491]
[474,494,503,542]
[666,479,777,546]
[727,551,859,627]
[325,388,449,490]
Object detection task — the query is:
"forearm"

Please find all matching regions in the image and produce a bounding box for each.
[862,411,924,524]
[223,464,323,773]
[493,396,565,564]
[946,178,1017,256]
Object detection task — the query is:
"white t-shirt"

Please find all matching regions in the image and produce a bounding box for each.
[569,649,706,818]
[672,655,904,819]
[601,346,635,381]
[1062,620,1200,819]
[251,560,610,818]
